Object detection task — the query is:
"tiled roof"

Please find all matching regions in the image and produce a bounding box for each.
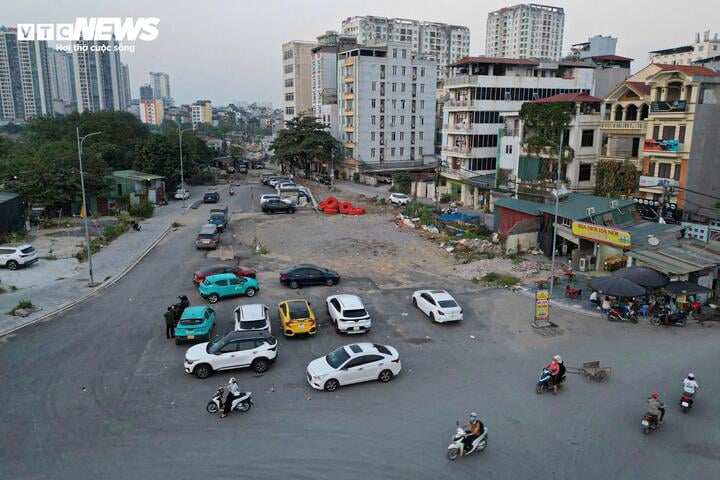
[530,92,603,103]
[591,55,634,62]
[651,64,720,77]
[450,56,539,67]
[623,81,651,96]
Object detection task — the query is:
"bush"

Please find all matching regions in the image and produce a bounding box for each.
[128,201,154,219]
[188,169,215,185]
[340,171,348,180]
[75,238,104,262]
[392,171,412,195]
[440,192,451,203]
[9,299,34,314]
[352,172,360,182]
[476,272,521,288]
[1,229,27,244]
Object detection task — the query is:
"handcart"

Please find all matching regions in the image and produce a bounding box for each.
[566,361,612,382]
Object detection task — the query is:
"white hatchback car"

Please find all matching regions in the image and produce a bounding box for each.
[234,304,271,333]
[0,243,39,270]
[174,189,190,200]
[326,294,371,334]
[307,343,401,392]
[389,193,410,206]
[411,289,464,323]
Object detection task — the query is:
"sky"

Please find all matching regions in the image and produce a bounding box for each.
[6,0,720,107]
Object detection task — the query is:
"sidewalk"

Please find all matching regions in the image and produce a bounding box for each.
[0,187,208,337]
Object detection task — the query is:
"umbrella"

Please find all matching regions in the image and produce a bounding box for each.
[612,266,668,288]
[588,276,646,298]
[664,280,712,295]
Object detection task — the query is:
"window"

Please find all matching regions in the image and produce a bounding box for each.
[678,126,686,143]
[652,125,660,139]
[285,107,294,115]
[371,99,376,108]
[391,132,396,141]
[401,100,405,109]
[662,126,676,140]
[658,162,672,178]
[392,83,397,92]
[285,93,294,101]
[371,132,376,141]
[421,67,426,76]
[581,130,594,147]
[648,162,656,176]
[402,49,407,59]
[284,78,293,87]
[578,163,592,182]
[420,84,425,93]
[399,132,404,141]
[371,148,376,158]
[400,116,405,125]
[418,147,423,155]
[419,131,423,140]
[402,67,406,75]
[391,147,396,156]
[371,115,376,125]
[673,164,681,181]
[401,83,406,92]
[219,342,238,353]
[392,66,397,75]
[393,48,398,58]
[372,81,376,91]
[505,145,512,154]
[400,147,404,156]
[392,99,396,109]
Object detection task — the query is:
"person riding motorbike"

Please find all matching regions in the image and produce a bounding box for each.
[220,377,241,418]
[553,355,566,392]
[546,355,562,394]
[647,393,665,424]
[462,413,484,453]
[682,373,699,398]
[172,295,190,321]
[229,186,235,196]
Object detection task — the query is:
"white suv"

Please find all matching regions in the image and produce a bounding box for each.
[326,294,371,334]
[234,304,271,333]
[184,330,277,379]
[0,244,39,270]
[389,193,410,206]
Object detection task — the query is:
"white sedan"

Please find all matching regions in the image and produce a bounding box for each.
[306,343,401,392]
[389,193,410,206]
[174,189,190,200]
[260,194,292,206]
[411,289,463,323]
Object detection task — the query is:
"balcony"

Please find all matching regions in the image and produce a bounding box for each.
[345,142,355,149]
[344,126,354,133]
[442,165,475,180]
[599,121,646,134]
[441,145,472,157]
[444,99,481,110]
[445,75,480,87]
[344,58,355,66]
[344,75,354,84]
[343,92,354,100]
[442,123,472,133]
[598,155,641,169]
[343,109,354,116]
[502,128,519,137]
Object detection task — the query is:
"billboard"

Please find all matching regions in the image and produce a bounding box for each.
[651,100,686,113]
[643,139,679,152]
[571,221,632,249]
[639,176,678,188]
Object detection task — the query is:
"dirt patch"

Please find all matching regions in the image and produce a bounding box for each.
[454,258,550,282]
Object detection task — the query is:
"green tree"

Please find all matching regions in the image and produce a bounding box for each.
[228,144,244,159]
[594,160,640,197]
[270,114,342,177]
[520,102,574,180]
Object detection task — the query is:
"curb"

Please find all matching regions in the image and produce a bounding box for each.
[0,224,172,338]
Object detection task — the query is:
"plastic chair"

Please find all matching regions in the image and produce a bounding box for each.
[639,304,650,317]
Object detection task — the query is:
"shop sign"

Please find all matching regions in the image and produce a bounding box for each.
[639,176,678,188]
[571,221,632,248]
[535,290,549,322]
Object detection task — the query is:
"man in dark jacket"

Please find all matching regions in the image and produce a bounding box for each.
[164,307,176,338]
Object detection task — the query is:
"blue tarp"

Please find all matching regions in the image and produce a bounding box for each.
[436,212,480,223]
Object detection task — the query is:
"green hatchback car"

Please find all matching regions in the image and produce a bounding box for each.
[198,273,260,304]
[175,306,215,344]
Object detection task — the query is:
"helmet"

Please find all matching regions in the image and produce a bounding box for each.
[650,393,658,400]
[470,412,477,417]
[553,355,562,363]
[229,377,236,383]
[688,373,695,379]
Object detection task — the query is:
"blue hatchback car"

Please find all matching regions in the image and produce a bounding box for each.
[175,306,215,344]
[198,273,260,304]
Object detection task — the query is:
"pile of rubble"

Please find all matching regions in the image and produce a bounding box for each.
[453,257,549,282]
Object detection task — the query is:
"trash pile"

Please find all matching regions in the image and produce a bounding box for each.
[317,196,366,216]
[440,237,503,264]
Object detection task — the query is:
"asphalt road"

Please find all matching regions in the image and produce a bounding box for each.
[1,181,719,479]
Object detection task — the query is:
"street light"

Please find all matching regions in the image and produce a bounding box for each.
[178,127,194,208]
[76,128,101,287]
[548,129,566,300]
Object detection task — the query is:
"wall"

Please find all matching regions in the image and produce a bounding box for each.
[592,67,629,99]
[505,232,537,255]
[496,206,536,237]
[686,103,720,214]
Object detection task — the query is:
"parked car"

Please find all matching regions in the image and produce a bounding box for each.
[389,193,410,206]
[259,194,291,206]
[208,212,227,232]
[226,166,236,173]
[174,188,190,200]
[175,306,215,344]
[269,177,288,187]
[262,199,296,215]
[314,174,332,185]
[261,173,275,184]
[192,264,256,286]
[276,181,297,191]
[184,330,277,379]
[326,294,371,334]
[199,273,260,304]
[280,264,340,289]
[238,164,249,174]
[254,161,265,169]
[203,192,220,203]
[234,304,271,333]
[278,299,316,336]
[195,224,220,249]
[411,289,463,323]
[0,244,39,270]
[306,343,401,392]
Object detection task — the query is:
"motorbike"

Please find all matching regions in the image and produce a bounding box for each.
[206,387,253,414]
[447,424,488,460]
[651,308,688,327]
[229,187,235,196]
[607,307,638,324]
[536,368,565,394]
[680,392,694,413]
[641,413,661,434]
[171,295,190,321]
[130,220,142,232]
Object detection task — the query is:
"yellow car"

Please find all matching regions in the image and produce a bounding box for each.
[278,299,316,336]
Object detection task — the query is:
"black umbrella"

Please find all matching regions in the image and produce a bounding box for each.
[664,280,712,295]
[588,276,647,298]
[612,266,668,288]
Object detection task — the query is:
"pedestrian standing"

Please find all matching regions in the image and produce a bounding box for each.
[164,307,175,339]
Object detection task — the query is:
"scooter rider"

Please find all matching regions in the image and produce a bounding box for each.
[220,377,241,418]
[647,393,665,423]
[462,413,484,452]
[683,373,699,398]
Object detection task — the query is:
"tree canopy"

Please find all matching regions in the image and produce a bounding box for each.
[520,102,574,180]
[270,114,342,177]
[594,160,640,197]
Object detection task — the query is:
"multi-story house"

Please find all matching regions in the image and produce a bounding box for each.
[73,37,130,113]
[441,56,593,208]
[139,99,164,126]
[282,41,316,123]
[311,32,357,134]
[191,100,212,127]
[649,31,720,66]
[602,63,720,213]
[337,42,437,175]
[485,4,565,61]
[340,16,469,80]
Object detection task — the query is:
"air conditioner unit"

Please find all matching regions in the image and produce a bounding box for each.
[578,257,588,272]
[586,207,596,216]
[609,200,619,208]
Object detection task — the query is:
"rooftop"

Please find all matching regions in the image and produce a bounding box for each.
[537,193,636,222]
[590,54,634,62]
[451,56,539,67]
[530,92,603,103]
[651,64,720,77]
[0,191,20,202]
[649,45,693,55]
[623,81,651,97]
[493,197,544,216]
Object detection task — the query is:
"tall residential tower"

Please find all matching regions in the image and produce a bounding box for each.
[485,4,565,61]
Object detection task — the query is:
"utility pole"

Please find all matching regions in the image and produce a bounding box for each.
[434,158,442,208]
[548,129,564,300]
[178,127,194,208]
[76,128,102,287]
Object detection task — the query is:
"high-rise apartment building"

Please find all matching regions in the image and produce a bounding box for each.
[72,37,130,113]
[486,4,565,61]
[47,48,76,115]
[340,16,470,80]
[149,71,173,106]
[139,98,164,126]
[649,31,720,66]
[140,84,154,100]
[121,63,132,106]
[282,41,316,123]
[0,26,54,120]
[191,100,212,126]
[311,32,357,132]
[337,42,437,172]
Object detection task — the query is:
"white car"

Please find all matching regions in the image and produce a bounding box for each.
[260,194,292,206]
[306,343,401,392]
[184,330,277,379]
[234,304,271,333]
[326,294,371,334]
[0,243,39,270]
[411,289,464,323]
[389,193,410,206]
[269,177,289,187]
[174,189,190,200]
